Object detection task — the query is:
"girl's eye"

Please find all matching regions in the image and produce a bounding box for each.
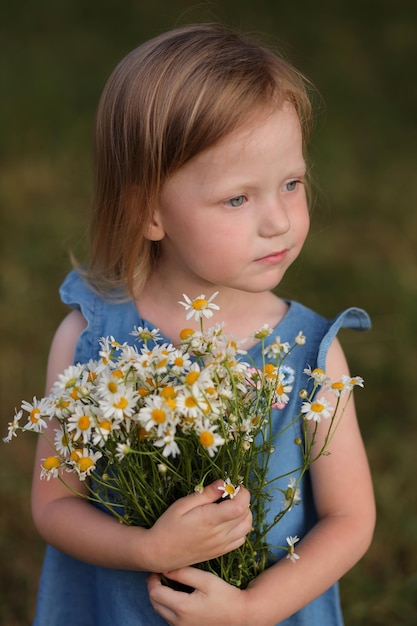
[227,195,246,208]
[284,180,299,192]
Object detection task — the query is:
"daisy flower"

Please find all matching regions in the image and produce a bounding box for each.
[282,477,301,510]
[303,366,329,386]
[72,448,102,479]
[115,440,132,462]
[188,331,207,353]
[286,535,300,563]
[217,478,241,499]
[262,363,279,385]
[98,335,124,366]
[301,396,333,422]
[54,427,72,457]
[130,325,163,344]
[21,397,49,433]
[175,386,208,419]
[196,421,225,457]
[169,349,193,374]
[252,324,273,340]
[154,428,180,458]
[3,410,23,442]
[67,405,95,444]
[179,292,220,322]
[92,419,115,446]
[138,395,173,434]
[53,363,87,392]
[295,331,306,346]
[264,337,290,359]
[40,456,62,480]
[100,385,138,422]
[132,349,154,376]
[341,375,365,391]
[96,370,124,398]
[148,344,176,374]
[272,375,293,407]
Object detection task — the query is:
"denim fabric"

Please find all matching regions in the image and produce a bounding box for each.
[33,270,371,625]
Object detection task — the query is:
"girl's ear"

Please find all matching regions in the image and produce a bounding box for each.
[145,209,165,241]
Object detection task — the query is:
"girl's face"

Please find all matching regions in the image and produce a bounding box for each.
[148,103,310,297]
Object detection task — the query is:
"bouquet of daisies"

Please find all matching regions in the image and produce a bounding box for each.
[4,293,363,588]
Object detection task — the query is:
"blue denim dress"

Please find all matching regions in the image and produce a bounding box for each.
[33,270,370,625]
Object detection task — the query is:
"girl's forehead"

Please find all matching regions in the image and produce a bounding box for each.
[162,103,304,193]
[185,103,302,169]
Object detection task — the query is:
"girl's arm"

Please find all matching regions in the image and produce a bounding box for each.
[31,310,253,573]
[147,337,376,625]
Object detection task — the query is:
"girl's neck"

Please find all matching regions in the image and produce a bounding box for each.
[135,275,288,347]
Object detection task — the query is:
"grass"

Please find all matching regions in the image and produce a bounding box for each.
[1,1,416,624]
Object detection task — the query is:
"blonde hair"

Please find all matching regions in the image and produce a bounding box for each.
[87,23,314,296]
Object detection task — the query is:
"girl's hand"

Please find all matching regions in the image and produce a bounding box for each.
[147,567,248,626]
[146,480,252,572]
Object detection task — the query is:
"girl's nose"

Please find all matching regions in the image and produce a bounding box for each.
[258,197,291,237]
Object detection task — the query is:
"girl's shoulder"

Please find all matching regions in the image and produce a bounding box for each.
[59,269,138,364]
[253,299,371,372]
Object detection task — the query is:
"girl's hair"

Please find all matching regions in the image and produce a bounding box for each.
[87,23,314,296]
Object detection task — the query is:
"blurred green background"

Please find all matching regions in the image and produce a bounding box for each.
[1,0,416,624]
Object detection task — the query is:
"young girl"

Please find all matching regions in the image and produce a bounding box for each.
[31,24,375,625]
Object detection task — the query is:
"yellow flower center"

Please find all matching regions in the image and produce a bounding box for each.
[174,357,184,367]
[77,415,91,431]
[152,408,166,424]
[70,449,83,462]
[70,387,80,400]
[284,487,294,500]
[60,432,70,447]
[112,369,124,380]
[199,431,214,447]
[78,457,94,472]
[137,386,150,397]
[276,382,285,395]
[56,397,70,410]
[98,420,112,432]
[224,483,236,496]
[331,382,345,390]
[185,396,197,408]
[192,298,208,310]
[311,402,324,413]
[263,364,276,379]
[107,381,118,394]
[160,386,176,399]
[30,408,40,423]
[114,397,129,410]
[43,456,61,471]
[186,371,200,385]
[312,368,325,376]
[180,328,194,340]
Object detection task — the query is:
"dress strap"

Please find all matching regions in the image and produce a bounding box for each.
[317,307,371,370]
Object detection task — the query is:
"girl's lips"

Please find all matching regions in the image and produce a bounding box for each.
[256,250,288,264]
